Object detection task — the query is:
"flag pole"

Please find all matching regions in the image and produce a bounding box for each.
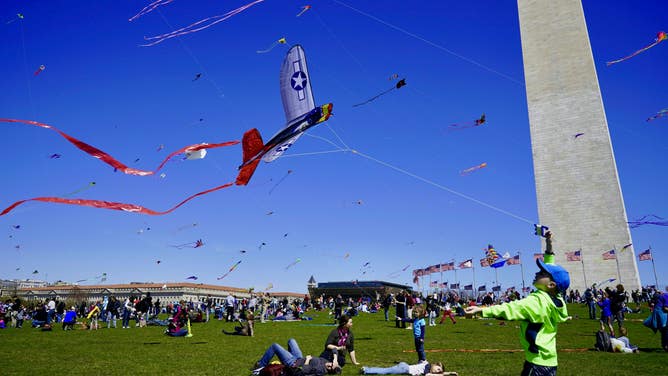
[613,246,622,283]
[580,249,588,288]
[650,246,658,288]
[473,263,476,293]
[519,252,526,292]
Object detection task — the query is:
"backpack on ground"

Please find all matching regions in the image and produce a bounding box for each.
[594,330,612,352]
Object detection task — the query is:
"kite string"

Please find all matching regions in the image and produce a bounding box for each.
[348,149,534,224]
[332,0,523,86]
[156,9,226,98]
[19,17,35,118]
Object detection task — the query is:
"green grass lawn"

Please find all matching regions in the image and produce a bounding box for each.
[1,304,665,375]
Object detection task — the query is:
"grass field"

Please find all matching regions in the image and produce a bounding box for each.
[1,303,665,375]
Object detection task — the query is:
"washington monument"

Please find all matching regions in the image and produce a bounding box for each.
[517,0,641,291]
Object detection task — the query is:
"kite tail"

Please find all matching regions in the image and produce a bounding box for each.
[129,0,175,22]
[352,86,395,107]
[236,128,265,186]
[606,40,661,66]
[0,182,234,216]
[0,118,239,176]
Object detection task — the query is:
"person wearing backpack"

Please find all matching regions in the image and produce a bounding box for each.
[465,231,570,376]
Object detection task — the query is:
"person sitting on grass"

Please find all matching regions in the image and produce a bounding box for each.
[165,319,188,337]
[223,309,254,336]
[252,338,341,375]
[611,327,639,353]
[360,361,457,375]
[465,231,570,376]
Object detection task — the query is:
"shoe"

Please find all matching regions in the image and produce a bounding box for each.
[359,367,366,374]
[250,362,262,371]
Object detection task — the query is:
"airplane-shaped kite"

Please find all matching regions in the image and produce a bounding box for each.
[236,45,332,185]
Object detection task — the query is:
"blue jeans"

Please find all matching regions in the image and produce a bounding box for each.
[588,301,596,319]
[122,310,131,328]
[384,308,389,321]
[363,362,410,374]
[521,361,557,376]
[415,338,425,362]
[259,338,303,367]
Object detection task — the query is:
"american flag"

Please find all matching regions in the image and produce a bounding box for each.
[480,258,490,267]
[638,249,652,261]
[440,262,455,271]
[533,253,544,261]
[439,282,448,288]
[412,269,423,277]
[464,284,473,291]
[478,285,486,291]
[459,259,473,269]
[602,249,616,260]
[450,283,460,289]
[506,254,521,265]
[427,264,439,274]
[430,281,438,287]
[492,285,502,292]
[566,250,582,262]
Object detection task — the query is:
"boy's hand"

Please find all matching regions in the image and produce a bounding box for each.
[464,306,482,314]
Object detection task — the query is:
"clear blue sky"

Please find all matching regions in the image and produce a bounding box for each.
[1,1,666,293]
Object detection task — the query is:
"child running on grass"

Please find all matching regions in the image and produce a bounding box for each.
[465,231,570,375]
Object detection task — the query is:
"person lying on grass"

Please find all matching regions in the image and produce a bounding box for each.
[359,361,457,375]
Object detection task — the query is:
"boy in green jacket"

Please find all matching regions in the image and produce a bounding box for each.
[465,231,570,375]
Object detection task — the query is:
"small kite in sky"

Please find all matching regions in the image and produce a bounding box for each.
[49,153,62,159]
[362,262,370,268]
[343,253,350,259]
[185,149,207,160]
[12,225,20,229]
[628,214,667,228]
[157,144,165,151]
[268,169,293,194]
[156,260,161,264]
[607,31,667,66]
[186,275,198,280]
[388,73,399,80]
[402,264,410,271]
[353,200,363,205]
[192,73,202,81]
[32,270,39,274]
[353,78,406,107]
[170,239,204,249]
[448,114,486,131]
[285,258,301,270]
[257,37,287,54]
[217,260,242,280]
[239,249,247,254]
[175,223,198,232]
[141,0,265,46]
[264,283,273,291]
[266,211,274,216]
[64,181,96,197]
[646,108,668,122]
[129,0,175,21]
[6,13,24,24]
[283,233,289,237]
[259,242,267,250]
[573,133,585,139]
[296,5,311,17]
[460,162,487,176]
[34,65,45,76]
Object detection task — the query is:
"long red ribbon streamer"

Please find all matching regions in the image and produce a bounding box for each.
[1,182,233,216]
[0,118,239,176]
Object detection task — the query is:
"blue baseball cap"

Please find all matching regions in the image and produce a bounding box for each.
[536,259,570,292]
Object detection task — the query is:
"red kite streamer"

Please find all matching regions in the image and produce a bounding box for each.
[0,118,239,176]
[1,183,233,216]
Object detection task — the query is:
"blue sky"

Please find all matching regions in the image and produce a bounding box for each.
[1,1,666,293]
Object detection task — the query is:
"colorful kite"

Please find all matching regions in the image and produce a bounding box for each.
[236,45,333,185]
[217,260,242,280]
[485,244,499,265]
[170,239,204,249]
[186,275,198,280]
[34,65,45,76]
[448,114,486,131]
[460,162,487,176]
[296,5,311,17]
[129,0,176,21]
[284,258,301,270]
[256,37,287,54]
[141,0,265,46]
[646,108,668,122]
[352,78,406,107]
[268,169,293,194]
[0,119,239,177]
[606,31,667,66]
